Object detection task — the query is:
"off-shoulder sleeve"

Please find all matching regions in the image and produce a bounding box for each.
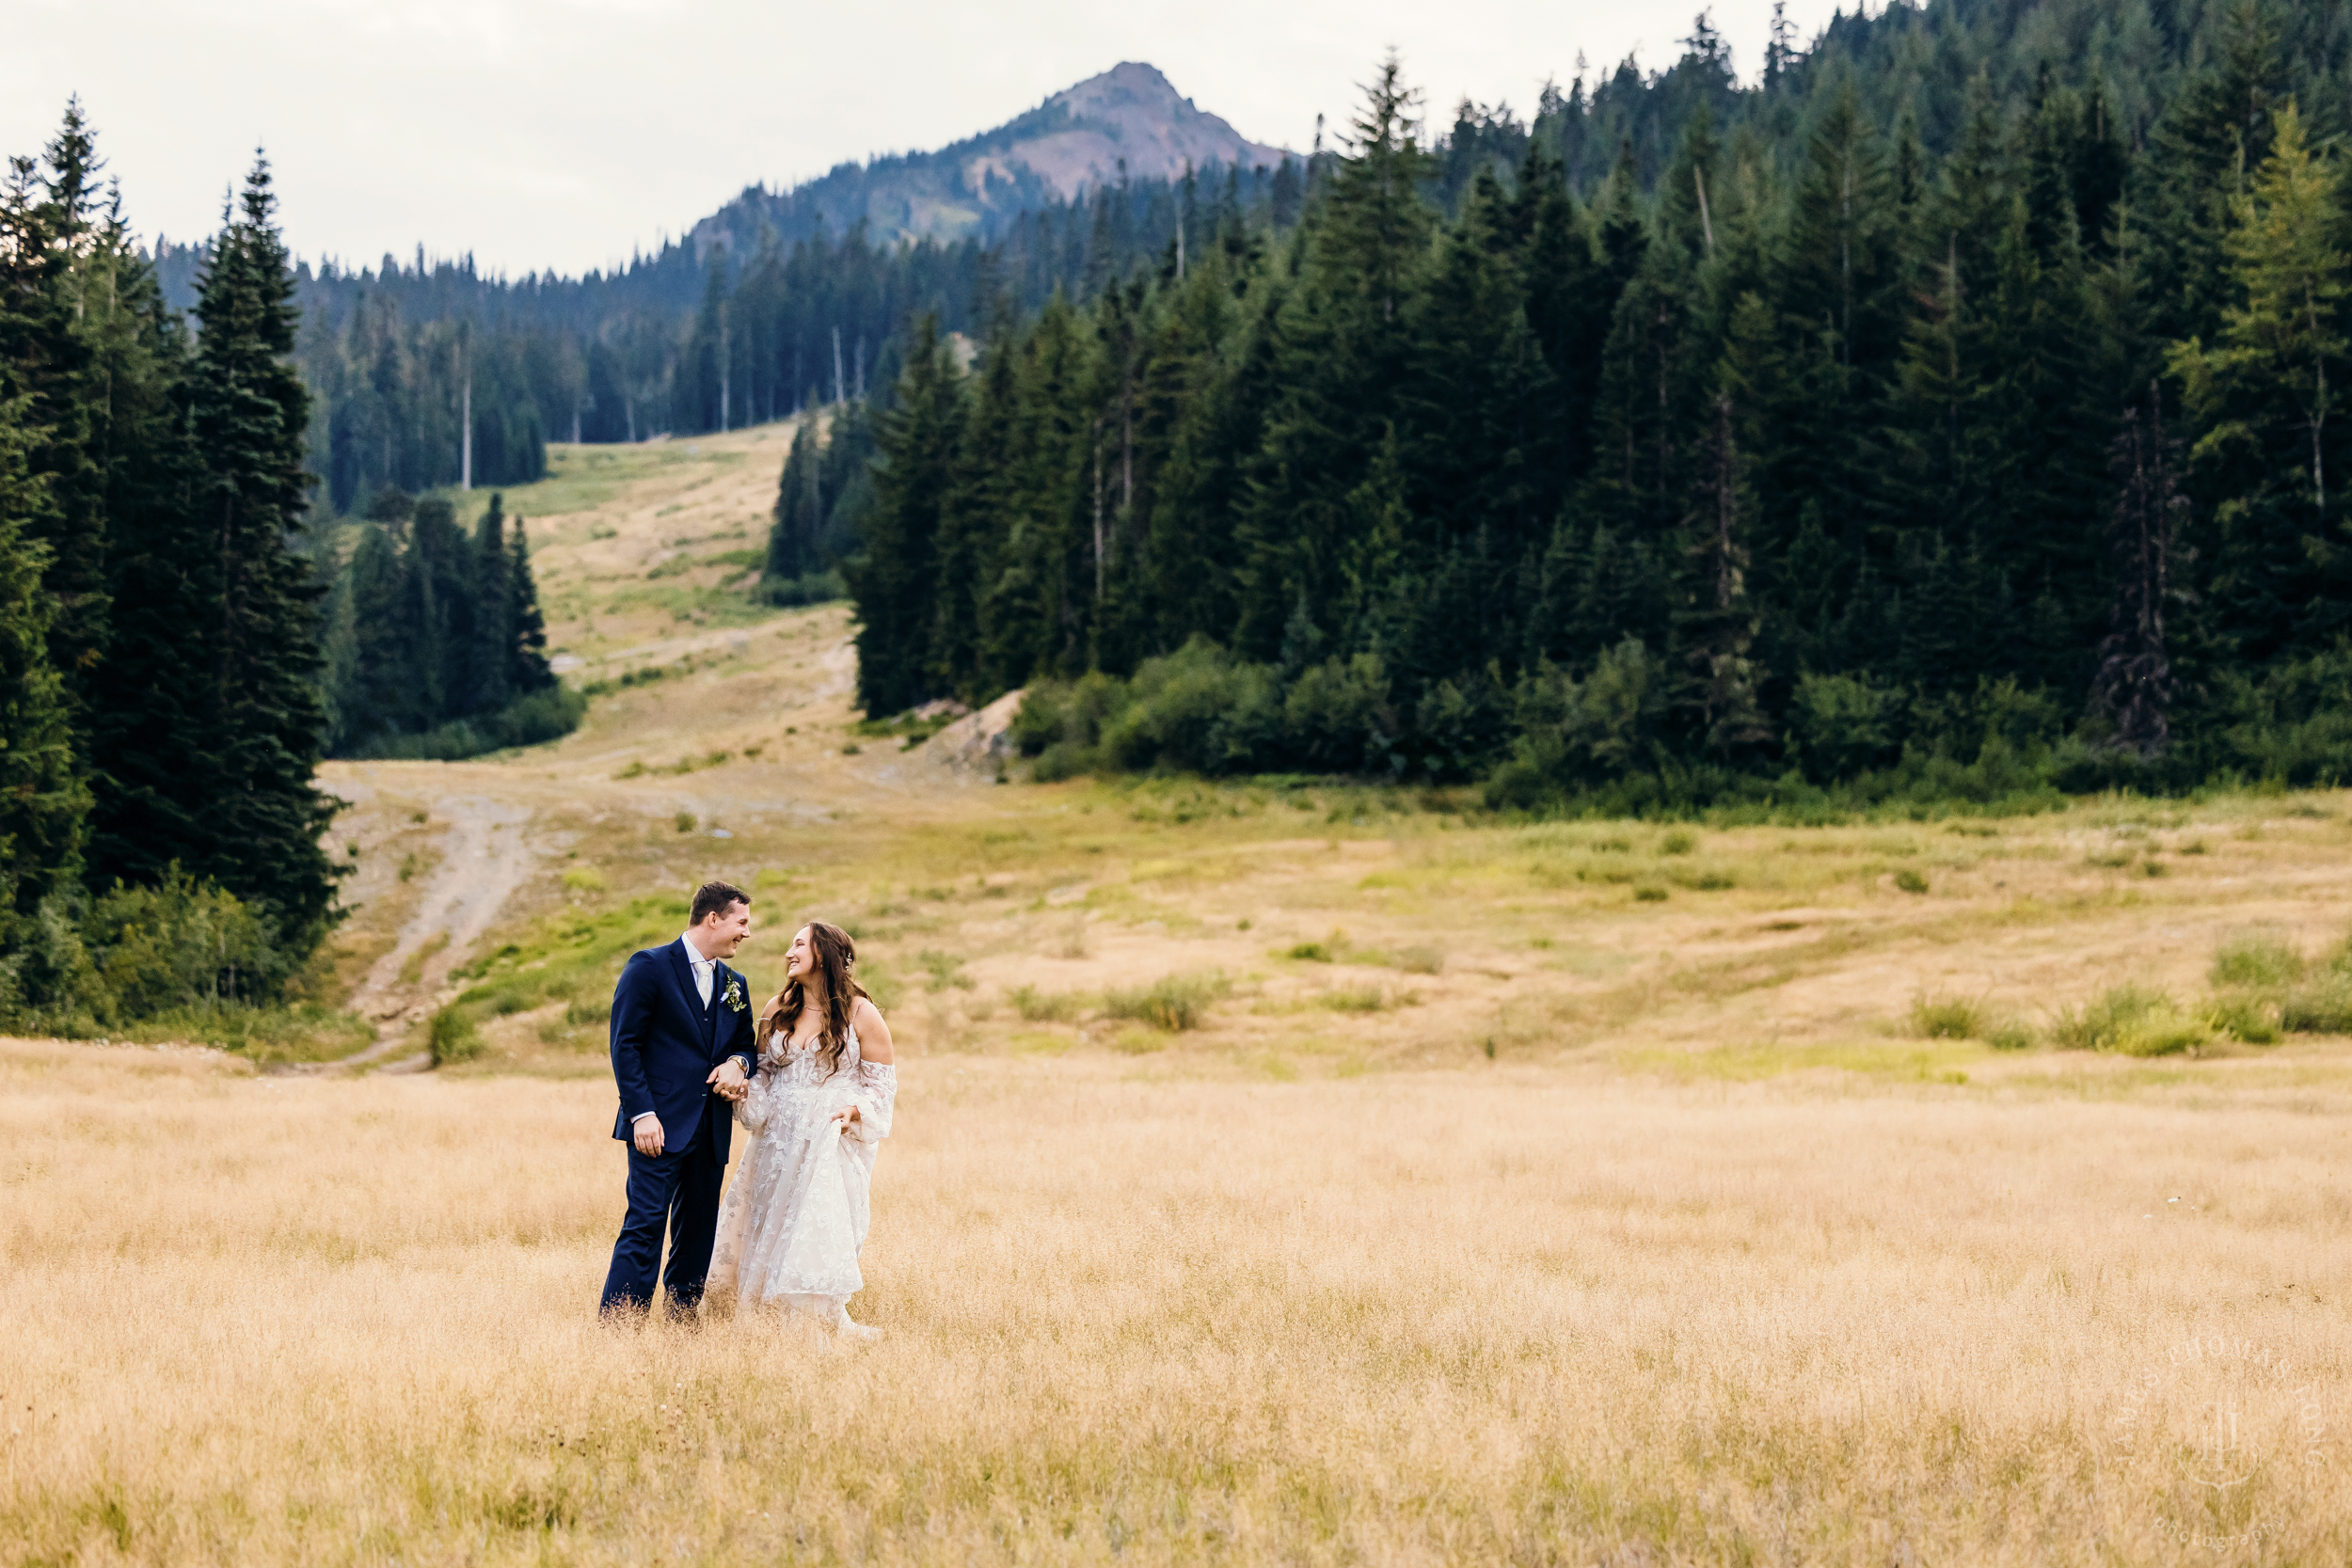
[844,1060,895,1143]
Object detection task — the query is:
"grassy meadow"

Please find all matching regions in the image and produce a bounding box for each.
[6,425,2350,1562]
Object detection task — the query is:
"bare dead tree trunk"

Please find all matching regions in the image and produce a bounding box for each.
[1693,166,1715,257]
[2090,380,2185,758]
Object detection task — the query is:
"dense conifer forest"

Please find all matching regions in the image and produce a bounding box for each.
[0,109,344,1032]
[839,0,2352,808]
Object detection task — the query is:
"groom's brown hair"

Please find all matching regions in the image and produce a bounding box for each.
[690,879,750,925]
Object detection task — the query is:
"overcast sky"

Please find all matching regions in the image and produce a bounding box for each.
[9,0,1843,278]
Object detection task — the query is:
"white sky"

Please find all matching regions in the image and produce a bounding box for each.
[9,0,1845,278]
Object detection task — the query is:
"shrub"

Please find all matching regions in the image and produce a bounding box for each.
[1010,985,1081,1023]
[1894,868,1930,895]
[2280,975,2352,1034]
[1787,672,1902,781]
[1392,945,1445,974]
[1284,942,1334,962]
[1661,829,1697,855]
[429,1007,483,1064]
[755,568,846,608]
[1284,654,1397,773]
[564,994,612,1027]
[1320,984,1389,1013]
[562,868,608,893]
[1909,992,1983,1039]
[1102,971,1230,1032]
[2210,930,2306,990]
[2049,985,2209,1054]
[2207,995,2282,1045]
[345,686,586,762]
[83,868,293,1018]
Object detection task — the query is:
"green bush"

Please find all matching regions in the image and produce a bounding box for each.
[2207,995,2283,1045]
[1102,971,1231,1032]
[1909,992,1984,1039]
[2280,975,2352,1034]
[2210,931,2306,990]
[564,994,612,1027]
[346,686,586,762]
[2049,985,2209,1055]
[429,1006,484,1064]
[1787,672,1902,781]
[1010,984,1081,1022]
[755,568,846,607]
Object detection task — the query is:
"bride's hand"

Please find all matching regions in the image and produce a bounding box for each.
[830,1104,861,1128]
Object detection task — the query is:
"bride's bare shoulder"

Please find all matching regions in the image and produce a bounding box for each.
[850,994,894,1061]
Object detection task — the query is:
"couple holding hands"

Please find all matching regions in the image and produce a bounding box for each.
[597,879,896,1338]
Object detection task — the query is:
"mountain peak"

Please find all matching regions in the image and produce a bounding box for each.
[1007,62,1286,199]
[691,64,1292,256]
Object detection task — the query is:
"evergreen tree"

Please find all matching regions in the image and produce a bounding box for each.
[847,316,961,714]
[0,390,87,956]
[102,156,339,942]
[2169,103,2352,661]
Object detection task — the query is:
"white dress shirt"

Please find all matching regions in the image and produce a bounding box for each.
[678,931,715,1006]
[630,935,740,1128]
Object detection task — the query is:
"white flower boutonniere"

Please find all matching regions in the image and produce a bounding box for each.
[723,976,747,1014]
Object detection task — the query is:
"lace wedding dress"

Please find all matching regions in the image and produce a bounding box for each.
[706,1025,896,1330]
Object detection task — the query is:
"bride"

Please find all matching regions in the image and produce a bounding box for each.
[706,920,897,1337]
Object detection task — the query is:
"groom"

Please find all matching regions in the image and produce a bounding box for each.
[599,879,759,1318]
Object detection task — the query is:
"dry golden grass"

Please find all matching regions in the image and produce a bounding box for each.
[4,1036,2345,1563]
[41,434,2345,1561]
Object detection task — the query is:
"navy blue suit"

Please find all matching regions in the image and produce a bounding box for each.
[599,939,757,1315]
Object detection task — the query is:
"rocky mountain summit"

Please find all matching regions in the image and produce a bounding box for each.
[691,62,1290,255]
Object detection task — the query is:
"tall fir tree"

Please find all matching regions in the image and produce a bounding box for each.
[96,156,339,942]
[847,316,961,715]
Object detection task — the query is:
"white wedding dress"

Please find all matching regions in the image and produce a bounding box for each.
[706,1025,896,1328]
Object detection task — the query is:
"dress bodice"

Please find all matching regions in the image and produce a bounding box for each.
[761,1024,863,1087]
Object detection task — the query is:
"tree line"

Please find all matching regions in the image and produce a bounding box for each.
[1,106,340,1031]
[839,3,2352,808]
[319,489,576,759]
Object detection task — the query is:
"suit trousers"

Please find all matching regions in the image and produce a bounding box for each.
[599,1109,726,1316]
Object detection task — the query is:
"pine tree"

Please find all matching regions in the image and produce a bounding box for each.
[504,518,553,696]
[104,156,339,943]
[2169,103,2351,661]
[0,106,108,721]
[467,492,515,715]
[847,315,961,715]
[0,390,87,956]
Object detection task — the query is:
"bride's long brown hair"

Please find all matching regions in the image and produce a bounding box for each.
[755,920,870,1078]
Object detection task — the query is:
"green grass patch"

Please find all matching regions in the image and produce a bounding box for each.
[1102,971,1231,1032]
[2048,984,2211,1056]
[1009,984,1082,1023]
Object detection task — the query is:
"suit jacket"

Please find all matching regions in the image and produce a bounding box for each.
[608,939,757,1156]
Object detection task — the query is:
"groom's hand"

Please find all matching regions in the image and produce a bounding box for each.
[708,1058,749,1102]
[632,1116,665,1156]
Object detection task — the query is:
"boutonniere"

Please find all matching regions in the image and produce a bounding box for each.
[723,976,747,1014]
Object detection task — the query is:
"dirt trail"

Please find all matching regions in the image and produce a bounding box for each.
[310,793,539,1074]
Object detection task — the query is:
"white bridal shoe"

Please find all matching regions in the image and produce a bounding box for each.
[834,1307,882,1343]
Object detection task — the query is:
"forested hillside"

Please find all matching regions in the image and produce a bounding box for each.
[846,1,2352,805]
[0,109,343,1035]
